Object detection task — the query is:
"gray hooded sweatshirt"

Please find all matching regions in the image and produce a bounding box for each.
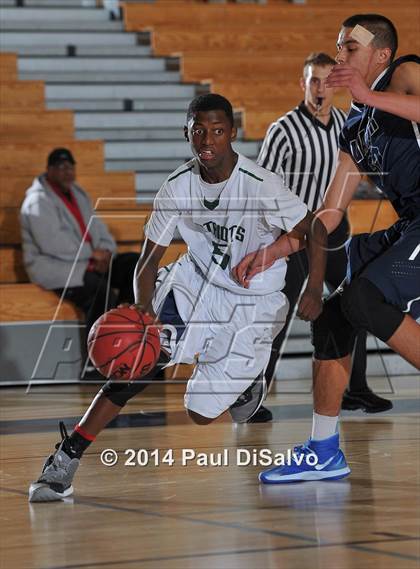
[20,175,117,290]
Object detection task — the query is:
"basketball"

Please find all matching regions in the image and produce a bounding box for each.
[87,307,161,380]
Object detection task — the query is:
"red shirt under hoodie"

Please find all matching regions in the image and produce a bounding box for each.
[48,179,95,270]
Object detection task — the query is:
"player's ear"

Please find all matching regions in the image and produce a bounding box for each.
[377,47,392,65]
[230,125,237,142]
[299,77,305,92]
[184,126,189,142]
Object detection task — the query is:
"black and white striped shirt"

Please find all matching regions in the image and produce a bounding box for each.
[257,102,347,211]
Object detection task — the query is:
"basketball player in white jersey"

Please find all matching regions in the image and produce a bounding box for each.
[29,94,327,502]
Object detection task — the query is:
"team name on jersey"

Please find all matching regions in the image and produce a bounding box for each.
[202,221,246,243]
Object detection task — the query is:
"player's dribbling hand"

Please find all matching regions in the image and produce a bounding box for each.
[297,287,323,322]
[125,303,162,326]
[325,65,371,104]
[118,303,161,327]
[232,246,277,288]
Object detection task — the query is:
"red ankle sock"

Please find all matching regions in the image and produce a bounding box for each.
[68,425,96,458]
[74,424,96,442]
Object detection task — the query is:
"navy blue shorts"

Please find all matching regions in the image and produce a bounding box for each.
[347,215,420,319]
[159,290,185,341]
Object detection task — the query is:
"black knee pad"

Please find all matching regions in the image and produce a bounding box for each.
[312,293,357,360]
[101,378,149,407]
[341,278,404,342]
[101,353,170,407]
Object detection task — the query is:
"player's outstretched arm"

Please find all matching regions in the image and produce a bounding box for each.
[232,230,305,287]
[133,238,167,319]
[294,212,327,321]
[326,62,420,122]
[316,150,362,233]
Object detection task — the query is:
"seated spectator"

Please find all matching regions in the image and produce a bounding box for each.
[20,148,139,376]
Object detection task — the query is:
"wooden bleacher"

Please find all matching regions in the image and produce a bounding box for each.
[0,81,45,110]
[124,4,419,30]
[0,53,18,82]
[121,1,404,213]
[123,2,419,141]
[1,110,75,141]
[151,28,417,57]
[0,53,187,323]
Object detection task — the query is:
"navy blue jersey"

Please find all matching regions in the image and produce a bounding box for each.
[339,55,420,219]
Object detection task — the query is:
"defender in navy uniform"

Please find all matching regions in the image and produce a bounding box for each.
[234,14,420,483]
[338,52,420,309]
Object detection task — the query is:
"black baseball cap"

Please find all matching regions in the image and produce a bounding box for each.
[47,148,76,166]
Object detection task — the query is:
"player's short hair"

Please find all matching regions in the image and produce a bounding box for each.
[303,52,336,77]
[342,14,398,61]
[186,94,234,127]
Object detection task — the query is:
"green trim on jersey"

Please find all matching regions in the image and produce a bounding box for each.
[239,167,264,182]
[168,165,194,182]
[203,197,220,210]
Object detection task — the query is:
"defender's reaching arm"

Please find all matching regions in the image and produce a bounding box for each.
[326,62,420,123]
[234,211,328,321]
[233,151,360,286]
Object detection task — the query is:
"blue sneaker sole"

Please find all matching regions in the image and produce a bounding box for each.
[259,466,351,484]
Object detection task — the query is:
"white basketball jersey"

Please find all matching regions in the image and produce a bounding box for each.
[145,153,307,295]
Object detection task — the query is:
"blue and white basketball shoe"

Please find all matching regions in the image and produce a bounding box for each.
[259,433,351,484]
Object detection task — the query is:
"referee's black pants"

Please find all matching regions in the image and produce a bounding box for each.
[265,218,368,391]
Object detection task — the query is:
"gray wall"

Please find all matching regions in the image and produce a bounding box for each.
[0,321,84,384]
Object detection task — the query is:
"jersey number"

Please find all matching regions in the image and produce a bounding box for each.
[211,241,230,270]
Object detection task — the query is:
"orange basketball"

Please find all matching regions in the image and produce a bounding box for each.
[87,307,160,380]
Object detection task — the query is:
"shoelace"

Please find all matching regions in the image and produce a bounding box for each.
[54,421,70,451]
[50,421,77,465]
[294,442,312,454]
[293,441,313,454]
[59,421,69,440]
[290,442,316,464]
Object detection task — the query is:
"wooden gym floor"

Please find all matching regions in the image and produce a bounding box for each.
[0,383,419,569]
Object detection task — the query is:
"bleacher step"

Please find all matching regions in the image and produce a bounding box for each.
[0,6,110,20]
[0,31,137,46]
[1,20,124,31]
[74,111,186,129]
[77,129,185,142]
[2,45,152,57]
[20,71,182,83]
[0,0,97,6]
[45,83,199,99]
[109,159,205,173]
[77,127,246,142]
[18,57,169,73]
[47,98,195,112]
[104,140,260,160]
[136,172,171,194]
[110,156,259,172]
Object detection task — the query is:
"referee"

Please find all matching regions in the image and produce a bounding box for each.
[257,52,392,417]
